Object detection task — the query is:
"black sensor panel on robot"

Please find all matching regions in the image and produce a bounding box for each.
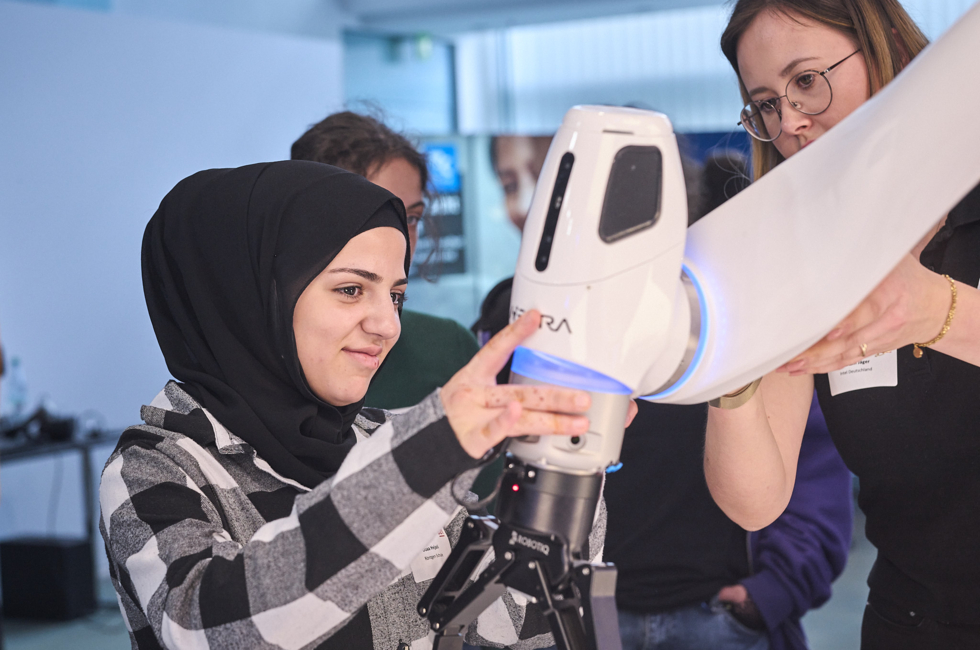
[535,152,575,272]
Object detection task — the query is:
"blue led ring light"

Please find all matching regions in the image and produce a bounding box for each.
[512,264,707,399]
[511,346,632,395]
[644,263,709,399]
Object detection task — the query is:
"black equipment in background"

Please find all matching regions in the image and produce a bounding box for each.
[0,538,96,620]
[0,407,75,443]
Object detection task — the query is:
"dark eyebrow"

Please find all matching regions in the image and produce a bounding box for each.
[748,56,819,96]
[330,267,408,288]
[780,56,819,77]
[329,267,381,282]
[405,201,424,211]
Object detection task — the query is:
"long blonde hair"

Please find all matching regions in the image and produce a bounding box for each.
[720,0,928,179]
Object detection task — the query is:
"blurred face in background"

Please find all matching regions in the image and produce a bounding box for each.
[492,135,552,232]
[367,157,424,257]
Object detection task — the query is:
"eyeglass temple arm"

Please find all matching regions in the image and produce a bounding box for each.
[822,49,862,75]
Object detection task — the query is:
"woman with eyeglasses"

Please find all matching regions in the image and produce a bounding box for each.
[703,1,980,649]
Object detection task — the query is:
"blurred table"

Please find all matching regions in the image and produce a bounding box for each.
[0,430,122,552]
[0,430,122,625]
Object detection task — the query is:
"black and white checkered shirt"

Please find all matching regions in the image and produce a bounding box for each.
[100,381,577,650]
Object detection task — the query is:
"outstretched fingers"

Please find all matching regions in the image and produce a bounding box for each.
[466,310,541,379]
[481,401,524,447]
[513,410,589,437]
[482,384,591,414]
[778,303,877,374]
[806,318,896,374]
[482,403,589,443]
[626,399,638,427]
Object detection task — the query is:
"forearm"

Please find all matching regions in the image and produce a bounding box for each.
[705,390,789,530]
[704,373,812,530]
[932,280,980,367]
[735,413,852,627]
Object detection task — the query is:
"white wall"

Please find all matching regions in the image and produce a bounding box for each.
[456,4,739,134]
[344,33,456,135]
[0,0,344,429]
[112,0,350,40]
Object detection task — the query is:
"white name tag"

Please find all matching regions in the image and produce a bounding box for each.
[410,529,452,583]
[828,349,898,396]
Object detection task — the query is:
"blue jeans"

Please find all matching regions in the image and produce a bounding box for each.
[618,598,770,650]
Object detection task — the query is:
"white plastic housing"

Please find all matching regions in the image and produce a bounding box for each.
[507,375,632,474]
[510,106,691,395]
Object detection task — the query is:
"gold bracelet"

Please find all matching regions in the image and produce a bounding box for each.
[708,378,762,409]
[913,274,957,359]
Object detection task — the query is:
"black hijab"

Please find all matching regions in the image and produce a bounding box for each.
[142,161,409,488]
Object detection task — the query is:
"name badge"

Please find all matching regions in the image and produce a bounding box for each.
[410,529,452,583]
[827,350,898,396]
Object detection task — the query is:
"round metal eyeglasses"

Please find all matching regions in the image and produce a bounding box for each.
[738,49,862,142]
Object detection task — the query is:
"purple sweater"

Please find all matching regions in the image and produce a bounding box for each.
[741,393,853,650]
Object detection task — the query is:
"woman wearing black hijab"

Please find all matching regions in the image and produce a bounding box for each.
[100,161,600,650]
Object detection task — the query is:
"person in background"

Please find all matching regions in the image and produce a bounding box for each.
[491,135,553,234]
[706,1,980,648]
[292,111,480,409]
[471,135,553,384]
[700,149,752,216]
[605,150,852,650]
[467,136,554,503]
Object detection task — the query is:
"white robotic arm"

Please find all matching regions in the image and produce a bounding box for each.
[420,7,980,649]
[509,1,980,474]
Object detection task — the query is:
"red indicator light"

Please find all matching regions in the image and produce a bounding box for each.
[511,484,520,492]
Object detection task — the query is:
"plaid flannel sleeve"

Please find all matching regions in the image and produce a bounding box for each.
[100,391,479,649]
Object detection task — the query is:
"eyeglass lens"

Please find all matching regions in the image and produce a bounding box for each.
[741,70,833,142]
